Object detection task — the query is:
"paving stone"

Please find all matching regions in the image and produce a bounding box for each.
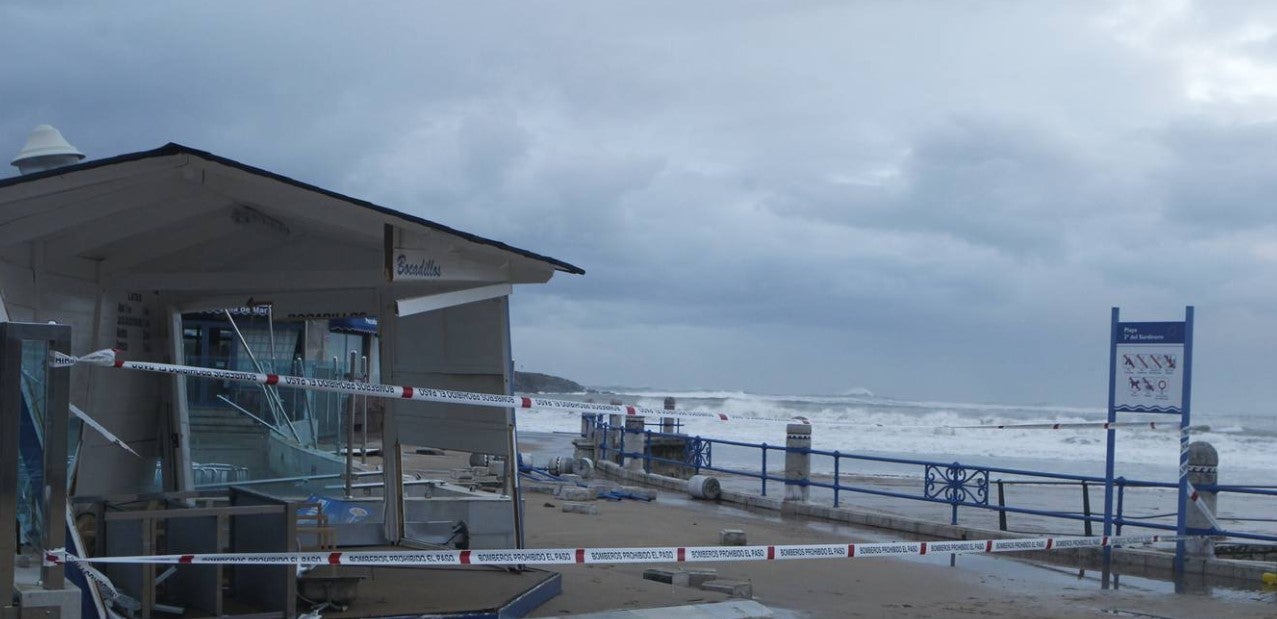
[561,501,599,515]
[700,579,752,598]
[719,529,747,546]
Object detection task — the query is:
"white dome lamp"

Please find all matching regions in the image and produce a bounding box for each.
[11,124,85,175]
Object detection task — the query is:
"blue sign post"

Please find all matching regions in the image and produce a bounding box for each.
[1102,307,1194,588]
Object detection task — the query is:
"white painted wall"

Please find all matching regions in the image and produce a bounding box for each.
[384,296,512,455]
[1,256,168,496]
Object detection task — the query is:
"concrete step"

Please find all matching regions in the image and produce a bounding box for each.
[564,601,772,618]
[190,417,262,427]
[190,422,266,434]
[189,406,273,434]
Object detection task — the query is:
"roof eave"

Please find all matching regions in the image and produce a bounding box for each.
[0,142,585,276]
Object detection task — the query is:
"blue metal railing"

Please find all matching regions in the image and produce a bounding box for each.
[590,419,1277,545]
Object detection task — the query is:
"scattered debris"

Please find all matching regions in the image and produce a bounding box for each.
[587,480,616,493]
[558,486,596,501]
[642,568,680,584]
[616,486,657,501]
[522,483,561,495]
[672,569,720,588]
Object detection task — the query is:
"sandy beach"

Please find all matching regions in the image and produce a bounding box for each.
[521,486,1277,618]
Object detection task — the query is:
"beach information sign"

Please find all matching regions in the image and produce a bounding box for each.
[1112,322,1186,414]
[1103,307,1194,587]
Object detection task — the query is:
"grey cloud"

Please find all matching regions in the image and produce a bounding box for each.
[766,117,1117,257]
[5,2,1277,412]
[1157,120,1277,230]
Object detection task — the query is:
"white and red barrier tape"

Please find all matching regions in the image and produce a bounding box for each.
[44,533,1183,568]
[50,350,1174,432]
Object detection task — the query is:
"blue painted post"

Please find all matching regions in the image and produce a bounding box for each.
[1116,478,1126,536]
[761,444,768,496]
[644,429,652,474]
[617,419,625,466]
[625,415,646,471]
[597,417,608,461]
[1102,307,1119,589]
[950,503,959,567]
[609,407,624,465]
[997,481,1007,531]
[1083,481,1094,536]
[1175,306,1195,584]
[833,451,841,508]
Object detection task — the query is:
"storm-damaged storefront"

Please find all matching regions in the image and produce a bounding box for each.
[0,137,581,617]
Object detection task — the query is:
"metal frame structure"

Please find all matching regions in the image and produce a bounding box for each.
[0,321,72,612]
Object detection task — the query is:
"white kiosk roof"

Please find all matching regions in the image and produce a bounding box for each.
[0,142,582,312]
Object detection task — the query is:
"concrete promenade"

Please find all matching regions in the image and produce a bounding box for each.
[591,458,1274,586]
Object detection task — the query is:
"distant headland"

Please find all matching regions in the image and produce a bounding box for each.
[514,371,585,393]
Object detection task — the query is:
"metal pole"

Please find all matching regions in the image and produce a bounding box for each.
[1082,480,1093,537]
[950,503,958,567]
[360,355,369,466]
[833,451,841,508]
[0,331,23,599]
[997,480,1007,531]
[303,355,318,444]
[345,350,357,499]
[1116,478,1125,536]
[644,429,651,474]
[216,395,283,433]
[1102,307,1119,589]
[43,326,70,589]
[328,356,337,447]
[1174,306,1195,585]
[504,306,525,550]
[761,444,768,496]
[265,304,277,372]
[597,419,606,461]
[506,420,525,549]
[223,310,300,442]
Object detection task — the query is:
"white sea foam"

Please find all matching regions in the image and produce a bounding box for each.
[516,389,1277,484]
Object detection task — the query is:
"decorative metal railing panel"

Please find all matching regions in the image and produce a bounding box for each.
[684,437,712,472]
[924,463,990,506]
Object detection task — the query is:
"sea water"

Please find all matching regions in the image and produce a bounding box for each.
[516,389,1277,486]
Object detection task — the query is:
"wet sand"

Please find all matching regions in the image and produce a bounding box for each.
[522,485,1277,618]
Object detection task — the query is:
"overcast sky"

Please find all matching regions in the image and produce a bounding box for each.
[4,1,1277,414]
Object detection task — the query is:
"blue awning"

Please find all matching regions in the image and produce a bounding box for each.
[329,317,378,335]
